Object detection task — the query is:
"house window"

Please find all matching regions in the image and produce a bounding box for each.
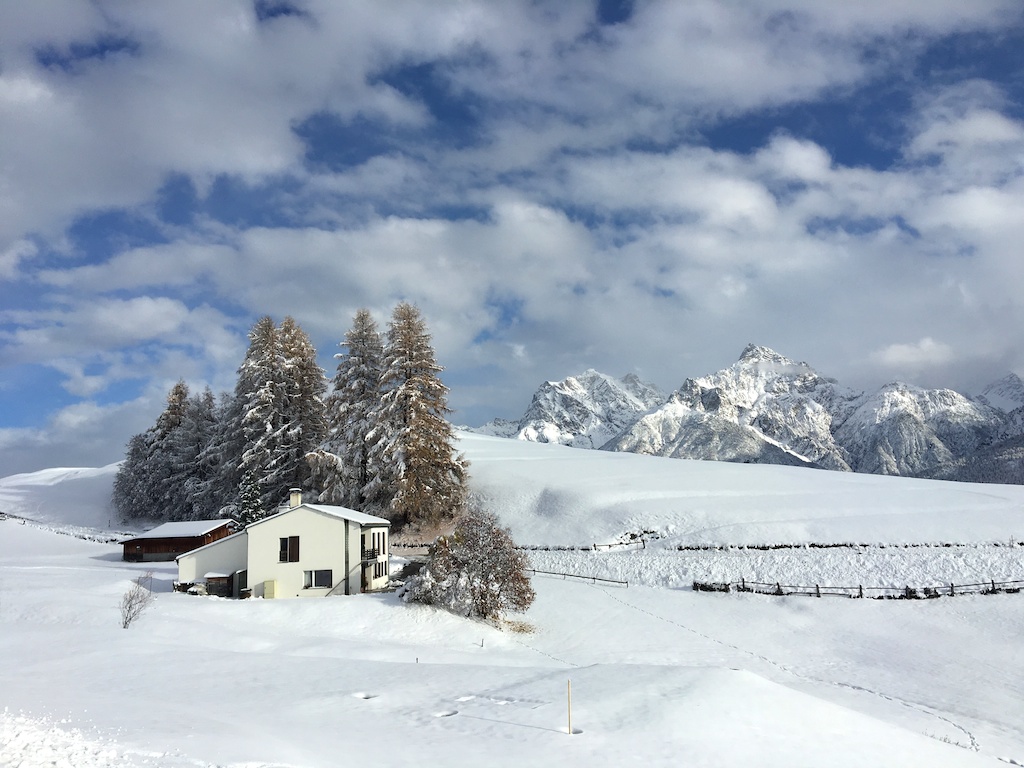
[279,536,299,563]
[303,569,332,589]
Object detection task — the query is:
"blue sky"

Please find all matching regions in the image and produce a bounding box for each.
[1,0,1024,474]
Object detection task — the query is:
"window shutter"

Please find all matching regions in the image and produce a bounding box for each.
[290,536,300,562]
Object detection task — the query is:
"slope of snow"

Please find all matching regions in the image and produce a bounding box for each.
[462,433,1024,547]
[3,440,1024,766]
[0,464,123,535]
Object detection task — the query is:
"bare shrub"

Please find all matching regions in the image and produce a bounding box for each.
[120,571,155,629]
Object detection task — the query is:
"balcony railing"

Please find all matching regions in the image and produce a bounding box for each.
[361,548,379,561]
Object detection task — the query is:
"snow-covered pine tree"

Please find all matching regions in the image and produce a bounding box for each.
[237,316,289,515]
[192,390,241,518]
[236,315,327,519]
[308,309,384,507]
[277,316,328,495]
[235,468,264,527]
[144,381,191,520]
[402,508,535,620]
[113,380,207,522]
[172,387,219,520]
[366,302,468,528]
[112,432,159,520]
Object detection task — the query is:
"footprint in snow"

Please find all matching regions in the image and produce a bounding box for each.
[352,692,377,700]
[434,710,458,718]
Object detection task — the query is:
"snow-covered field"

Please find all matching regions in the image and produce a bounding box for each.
[2,434,1024,766]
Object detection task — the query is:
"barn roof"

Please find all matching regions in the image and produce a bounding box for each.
[122,519,232,543]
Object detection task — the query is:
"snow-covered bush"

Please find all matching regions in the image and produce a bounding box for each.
[402,509,534,621]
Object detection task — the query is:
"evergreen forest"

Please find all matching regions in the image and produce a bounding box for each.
[112,303,469,531]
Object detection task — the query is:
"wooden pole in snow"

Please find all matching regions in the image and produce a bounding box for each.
[567,679,572,735]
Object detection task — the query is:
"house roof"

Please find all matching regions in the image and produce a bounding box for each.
[176,530,246,561]
[303,504,391,527]
[246,502,390,530]
[122,519,232,543]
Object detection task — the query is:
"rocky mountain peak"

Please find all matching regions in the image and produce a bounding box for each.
[737,343,796,366]
[978,373,1024,412]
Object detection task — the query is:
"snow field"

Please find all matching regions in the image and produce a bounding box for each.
[3,517,1024,766]
[4,437,1024,766]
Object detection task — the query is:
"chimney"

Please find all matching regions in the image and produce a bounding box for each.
[289,488,302,508]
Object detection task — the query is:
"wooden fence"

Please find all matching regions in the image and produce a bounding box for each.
[693,577,1024,599]
[526,568,628,588]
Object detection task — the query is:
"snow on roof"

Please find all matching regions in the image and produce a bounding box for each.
[303,504,390,527]
[123,519,231,542]
[176,530,245,561]
[245,503,390,529]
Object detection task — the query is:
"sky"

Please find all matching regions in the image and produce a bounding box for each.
[1,0,1024,475]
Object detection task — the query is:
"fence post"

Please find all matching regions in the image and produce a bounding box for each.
[815,584,820,598]
[567,679,573,736]
[858,585,863,599]
[992,579,997,592]
[741,577,746,591]
[775,582,782,596]
[950,583,954,596]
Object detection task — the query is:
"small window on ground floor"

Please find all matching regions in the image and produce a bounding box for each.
[303,569,332,589]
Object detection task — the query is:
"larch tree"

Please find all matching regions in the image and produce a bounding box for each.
[367,302,468,528]
[308,308,384,507]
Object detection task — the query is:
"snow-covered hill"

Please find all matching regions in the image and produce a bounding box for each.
[476,344,1024,484]
[0,464,122,536]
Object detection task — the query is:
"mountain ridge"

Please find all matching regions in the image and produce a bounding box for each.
[473,345,1023,484]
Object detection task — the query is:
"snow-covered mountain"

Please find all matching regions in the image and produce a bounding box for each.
[976,372,1024,412]
[835,382,1005,476]
[477,369,665,448]
[478,345,1024,483]
[607,345,858,470]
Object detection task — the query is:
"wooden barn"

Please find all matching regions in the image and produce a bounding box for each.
[122,520,234,562]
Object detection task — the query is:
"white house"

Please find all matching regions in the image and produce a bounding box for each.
[176,490,391,598]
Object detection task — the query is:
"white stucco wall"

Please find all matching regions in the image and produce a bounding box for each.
[360,524,391,592]
[176,532,248,584]
[246,507,358,598]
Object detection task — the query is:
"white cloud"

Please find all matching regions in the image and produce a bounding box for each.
[872,338,955,369]
[2,1,1024,470]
